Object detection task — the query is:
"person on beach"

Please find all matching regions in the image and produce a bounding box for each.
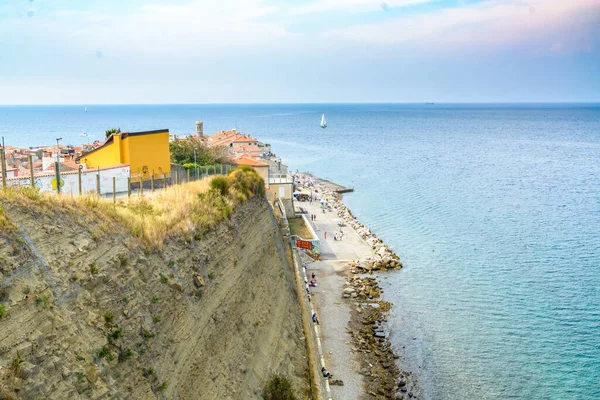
[312,312,319,324]
[324,232,327,239]
[321,367,332,378]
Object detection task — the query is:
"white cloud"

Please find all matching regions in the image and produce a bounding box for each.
[325,0,600,53]
[285,0,435,15]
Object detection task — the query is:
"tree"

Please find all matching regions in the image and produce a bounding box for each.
[105,128,121,138]
[169,136,231,166]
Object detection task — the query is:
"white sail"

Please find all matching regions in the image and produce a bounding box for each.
[320,113,327,128]
[84,105,87,112]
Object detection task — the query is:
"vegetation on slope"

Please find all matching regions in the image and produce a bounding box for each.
[0,167,265,249]
[0,166,306,399]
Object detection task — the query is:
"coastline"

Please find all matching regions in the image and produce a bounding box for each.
[293,172,420,399]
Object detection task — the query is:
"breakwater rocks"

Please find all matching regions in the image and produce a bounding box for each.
[334,202,402,272]
[344,276,382,299]
[347,301,418,400]
[343,264,420,399]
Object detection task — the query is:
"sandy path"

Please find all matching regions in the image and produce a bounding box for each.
[304,201,373,399]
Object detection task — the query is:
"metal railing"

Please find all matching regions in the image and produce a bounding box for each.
[1,160,236,203]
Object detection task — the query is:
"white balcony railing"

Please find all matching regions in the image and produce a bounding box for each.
[268,174,293,184]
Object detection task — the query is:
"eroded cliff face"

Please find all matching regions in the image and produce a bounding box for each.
[0,197,306,399]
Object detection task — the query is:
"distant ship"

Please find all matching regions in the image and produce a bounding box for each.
[320,113,327,128]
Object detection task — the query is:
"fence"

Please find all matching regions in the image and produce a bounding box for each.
[1,155,236,201]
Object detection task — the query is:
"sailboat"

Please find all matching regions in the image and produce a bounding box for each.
[84,105,88,112]
[320,113,327,128]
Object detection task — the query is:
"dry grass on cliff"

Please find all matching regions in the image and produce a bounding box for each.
[0,167,265,249]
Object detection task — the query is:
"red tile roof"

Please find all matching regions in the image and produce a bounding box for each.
[233,156,269,167]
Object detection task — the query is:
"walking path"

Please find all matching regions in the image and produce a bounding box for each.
[303,202,374,399]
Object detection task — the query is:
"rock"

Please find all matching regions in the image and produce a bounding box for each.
[343,287,356,294]
[343,293,351,298]
[193,275,205,288]
[329,379,344,386]
[400,387,408,393]
[86,366,100,384]
[351,292,358,298]
[374,331,385,338]
[398,380,407,387]
[170,283,183,293]
[13,377,23,391]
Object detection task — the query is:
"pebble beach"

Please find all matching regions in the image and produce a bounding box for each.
[293,172,420,399]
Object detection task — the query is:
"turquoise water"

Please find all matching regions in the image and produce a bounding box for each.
[2,104,599,399]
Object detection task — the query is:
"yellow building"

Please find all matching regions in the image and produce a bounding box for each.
[78,129,170,178]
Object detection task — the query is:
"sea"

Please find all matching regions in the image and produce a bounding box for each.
[2,104,599,399]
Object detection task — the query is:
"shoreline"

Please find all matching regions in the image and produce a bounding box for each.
[293,172,421,399]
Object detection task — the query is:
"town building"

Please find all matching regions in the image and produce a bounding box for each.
[77,129,170,178]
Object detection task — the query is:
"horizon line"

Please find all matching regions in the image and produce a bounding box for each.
[1,101,599,107]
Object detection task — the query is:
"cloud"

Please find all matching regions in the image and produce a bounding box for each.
[285,0,434,15]
[326,0,600,54]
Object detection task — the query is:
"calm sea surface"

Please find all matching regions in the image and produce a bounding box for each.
[2,104,600,399]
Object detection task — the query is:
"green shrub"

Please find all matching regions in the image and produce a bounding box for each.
[98,346,113,361]
[153,315,161,323]
[104,312,114,324]
[143,330,155,340]
[118,348,133,362]
[156,380,169,392]
[151,296,159,304]
[10,354,24,378]
[90,263,98,275]
[263,373,297,400]
[0,303,6,319]
[35,295,50,308]
[117,253,129,267]
[142,367,155,378]
[160,274,169,284]
[107,328,122,343]
[210,176,231,196]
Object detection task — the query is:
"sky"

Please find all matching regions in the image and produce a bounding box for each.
[0,0,599,104]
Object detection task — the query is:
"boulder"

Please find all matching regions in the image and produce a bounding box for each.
[193,275,205,288]
[170,283,183,293]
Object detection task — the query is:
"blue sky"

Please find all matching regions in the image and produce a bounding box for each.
[0,0,599,104]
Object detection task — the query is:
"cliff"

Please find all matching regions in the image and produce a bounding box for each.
[0,188,306,399]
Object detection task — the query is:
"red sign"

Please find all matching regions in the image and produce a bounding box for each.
[296,239,313,250]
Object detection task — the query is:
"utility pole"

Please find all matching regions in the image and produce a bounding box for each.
[56,137,62,194]
[0,147,7,191]
[194,148,198,180]
[29,155,35,188]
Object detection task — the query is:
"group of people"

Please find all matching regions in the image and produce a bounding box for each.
[303,269,336,382]
[333,230,344,241]
[310,214,317,221]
